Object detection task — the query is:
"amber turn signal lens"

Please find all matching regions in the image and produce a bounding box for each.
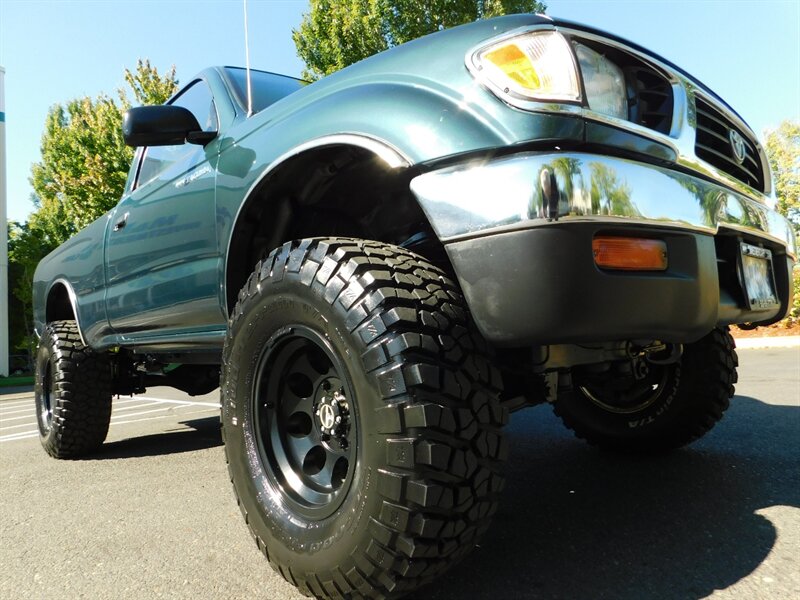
[593,237,668,271]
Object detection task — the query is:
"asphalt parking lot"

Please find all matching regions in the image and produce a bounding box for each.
[1,346,798,599]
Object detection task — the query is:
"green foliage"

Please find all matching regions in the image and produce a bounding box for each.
[765,120,800,229]
[30,95,131,236]
[763,120,800,330]
[29,60,178,243]
[7,221,52,359]
[293,0,547,80]
[788,267,800,327]
[7,61,178,361]
[124,59,179,106]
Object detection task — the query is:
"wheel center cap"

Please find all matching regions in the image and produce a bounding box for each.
[315,390,349,438]
[318,403,336,430]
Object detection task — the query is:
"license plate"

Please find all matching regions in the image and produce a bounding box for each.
[739,242,779,310]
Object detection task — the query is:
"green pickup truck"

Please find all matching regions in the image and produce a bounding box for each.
[31,14,796,599]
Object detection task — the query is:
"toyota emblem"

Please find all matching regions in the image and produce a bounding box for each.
[729,129,747,164]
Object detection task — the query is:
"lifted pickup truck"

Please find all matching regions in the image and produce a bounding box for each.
[32,14,796,599]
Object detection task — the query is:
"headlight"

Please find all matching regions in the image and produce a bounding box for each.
[574,43,627,120]
[473,31,580,103]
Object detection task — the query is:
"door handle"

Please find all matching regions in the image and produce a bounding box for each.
[113,212,129,231]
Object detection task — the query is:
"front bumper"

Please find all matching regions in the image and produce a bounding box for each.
[410,152,796,346]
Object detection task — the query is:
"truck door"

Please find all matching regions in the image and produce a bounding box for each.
[104,79,225,337]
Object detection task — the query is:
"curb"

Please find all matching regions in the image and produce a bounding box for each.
[733,336,800,349]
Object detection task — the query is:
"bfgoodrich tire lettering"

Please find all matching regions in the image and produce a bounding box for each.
[221,238,507,599]
[34,320,112,458]
[554,327,738,452]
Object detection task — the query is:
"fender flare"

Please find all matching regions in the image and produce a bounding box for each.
[45,278,88,347]
[222,133,411,315]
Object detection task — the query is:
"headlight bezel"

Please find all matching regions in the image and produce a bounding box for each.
[466,26,633,123]
[466,27,585,113]
[472,30,583,105]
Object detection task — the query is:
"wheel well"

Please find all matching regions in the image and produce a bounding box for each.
[46,282,76,323]
[225,144,447,312]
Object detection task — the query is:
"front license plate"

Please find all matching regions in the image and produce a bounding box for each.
[739,242,779,311]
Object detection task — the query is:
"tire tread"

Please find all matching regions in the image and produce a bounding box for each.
[38,320,112,458]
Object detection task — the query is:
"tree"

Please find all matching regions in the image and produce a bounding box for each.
[124,58,179,106]
[293,0,547,81]
[764,119,800,229]
[29,59,178,244]
[7,221,53,364]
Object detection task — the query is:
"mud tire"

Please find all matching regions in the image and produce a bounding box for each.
[34,320,112,458]
[221,238,507,599]
[554,327,738,452]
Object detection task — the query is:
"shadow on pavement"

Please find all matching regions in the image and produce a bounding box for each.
[411,395,799,600]
[84,416,222,460]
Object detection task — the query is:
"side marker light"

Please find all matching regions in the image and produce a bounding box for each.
[593,237,668,271]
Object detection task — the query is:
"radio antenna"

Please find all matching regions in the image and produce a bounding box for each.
[243,0,253,117]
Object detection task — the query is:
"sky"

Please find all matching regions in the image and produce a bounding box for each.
[1,0,798,223]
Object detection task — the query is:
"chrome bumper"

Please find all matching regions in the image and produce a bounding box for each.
[410,152,796,258]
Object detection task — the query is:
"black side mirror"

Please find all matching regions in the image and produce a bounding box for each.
[122,105,217,147]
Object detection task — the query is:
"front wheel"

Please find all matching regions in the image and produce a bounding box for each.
[221,238,507,599]
[554,327,738,452]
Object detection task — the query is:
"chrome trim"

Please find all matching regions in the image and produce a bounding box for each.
[580,108,681,154]
[687,88,773,197]
[464,24,773,201]
[48,278,88,347]
[669,82,689,139]
[222,133,411,315]
[409,152,796,258]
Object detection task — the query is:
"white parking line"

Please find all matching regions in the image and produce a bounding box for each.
[109,402,213,422]
[111,407,218,426]
[0,407,36,423]
[0,400,160,422]
[0,396,219,444]
[0,399,34,409]
[0,406,35,416]
[0,413,37,423]
[112,401,162,413]
[0,430,38,442]
[122,396,219,408]
[111,397,158,406]
[0,421,40,432]
[110,407,179,420]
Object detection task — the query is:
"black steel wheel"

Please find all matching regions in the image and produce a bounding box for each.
[577,360,674,415]
[253,326,357,519]
[222,238,506,599]
[34,320,112,458]
[554,327,738,452]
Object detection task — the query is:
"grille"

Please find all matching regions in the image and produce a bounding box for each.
[694,96,764,191]
[627,66,673,134]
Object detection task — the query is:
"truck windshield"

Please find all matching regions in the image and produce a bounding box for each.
[224,67,306,115]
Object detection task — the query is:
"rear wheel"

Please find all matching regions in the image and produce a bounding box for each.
[222,238,507,599]
[554,327,737,452]
[35,320,112,458]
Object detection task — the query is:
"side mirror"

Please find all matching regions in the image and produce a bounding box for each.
[122,105,217,147]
